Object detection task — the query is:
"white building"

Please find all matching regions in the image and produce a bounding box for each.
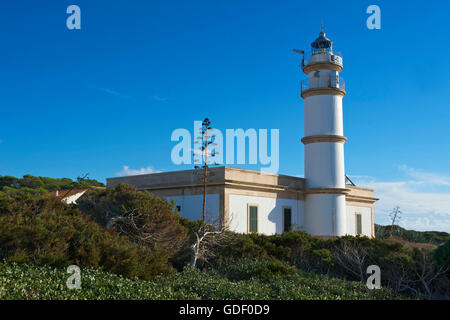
[107,28,378,238]
[50,189,89,204]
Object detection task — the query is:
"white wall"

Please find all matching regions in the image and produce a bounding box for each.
[166,194,220,223]
[304,142,345,188]
[304,92,343,136]
[228,194,304,235]
[346,205,373,237]
[304,193,346,236]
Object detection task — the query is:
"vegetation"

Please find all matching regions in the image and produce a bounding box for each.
[78,183,187,257]
[0,261,401,300]
[375,224,450,245]
[0,174,104,197]
[434,240,450,272]
[0,179,448,300]
[0,193,174,280]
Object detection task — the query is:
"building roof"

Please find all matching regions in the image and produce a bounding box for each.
[49,188,89,200]
[107,166,306,192]
[48,186,105,200]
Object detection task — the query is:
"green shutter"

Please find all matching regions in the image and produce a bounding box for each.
[356,214,362,235]
[249,206,258,233]
[283,208,292,232]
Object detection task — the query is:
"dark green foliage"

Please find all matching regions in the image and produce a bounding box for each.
[207,231,449,299]
[0,194,172,280]
[0,262,402,300]
[210,257,298,281]
[0,177,448,300]
[375,224,450,245]
[434,240,450,270]
[77,183,187,257]
[0,174,105,197]
[170,216,204,269]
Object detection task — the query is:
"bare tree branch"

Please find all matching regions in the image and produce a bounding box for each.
[189,217,233,268]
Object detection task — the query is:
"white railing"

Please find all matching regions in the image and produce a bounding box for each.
[304,51,343,67]
[301,76,345,93]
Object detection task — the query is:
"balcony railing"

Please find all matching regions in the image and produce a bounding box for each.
[303,51,343,68]
[301,76,345,94]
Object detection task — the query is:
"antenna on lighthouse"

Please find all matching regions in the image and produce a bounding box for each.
[293,49,305,67]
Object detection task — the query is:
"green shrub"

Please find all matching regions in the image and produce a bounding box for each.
[434,240,450,270]
[78,183,186,256]
[0,196,172,280]
[210,257,298,281]
[0,262,402,300]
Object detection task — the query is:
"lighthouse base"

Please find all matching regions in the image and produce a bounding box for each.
[304,193,346,237]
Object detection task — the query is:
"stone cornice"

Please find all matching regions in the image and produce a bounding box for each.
[304,187,349,195]
[301,135,347,145]
[346,194,379,204]
[302,62,343,74]
[139,179,303,194]
[301,87,346,99]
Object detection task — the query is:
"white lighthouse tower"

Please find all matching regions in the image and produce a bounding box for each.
[300,26,347,237]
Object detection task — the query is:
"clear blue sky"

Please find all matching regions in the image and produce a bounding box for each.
[1,0,449,231]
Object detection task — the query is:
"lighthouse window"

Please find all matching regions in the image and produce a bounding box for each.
[283,207,292,232]
[356,213,362,235]
[248,205,258,233]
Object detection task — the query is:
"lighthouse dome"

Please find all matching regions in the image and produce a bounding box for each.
[311,25,333,55]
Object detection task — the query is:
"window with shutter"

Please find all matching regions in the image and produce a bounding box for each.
[356,213,362,235]
[283,207,292,232]
[248,205,258,233]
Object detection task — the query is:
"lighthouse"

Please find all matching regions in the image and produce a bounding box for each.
[300,26,347,237]
[109,25,378,238]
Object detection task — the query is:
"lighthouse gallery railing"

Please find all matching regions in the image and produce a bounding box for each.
[301,76,345,93]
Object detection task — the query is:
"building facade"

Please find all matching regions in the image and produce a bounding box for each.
[107,166,377,237]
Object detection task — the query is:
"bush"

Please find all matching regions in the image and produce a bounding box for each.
[434,240,450,270]
[210,257,298,281]
[208,230,449,299]
[78,183,186,257]
[0,262,402,300]
[0,195,172,280]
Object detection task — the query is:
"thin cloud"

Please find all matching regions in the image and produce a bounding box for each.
[352,166,450,232]
[152,95,169,102]
[100,88,130,99]
[401,214,450,233]
[347,174,375,180]
[398,164,450,186]
[116,166,162,176]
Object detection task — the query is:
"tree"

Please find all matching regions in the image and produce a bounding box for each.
[389,206,402,237]
[331,237,369,282]
[390,249,449,299]
[189,220,231,268]
[193,118,219,223]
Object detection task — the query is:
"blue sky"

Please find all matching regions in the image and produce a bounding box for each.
[1,0,449,231]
